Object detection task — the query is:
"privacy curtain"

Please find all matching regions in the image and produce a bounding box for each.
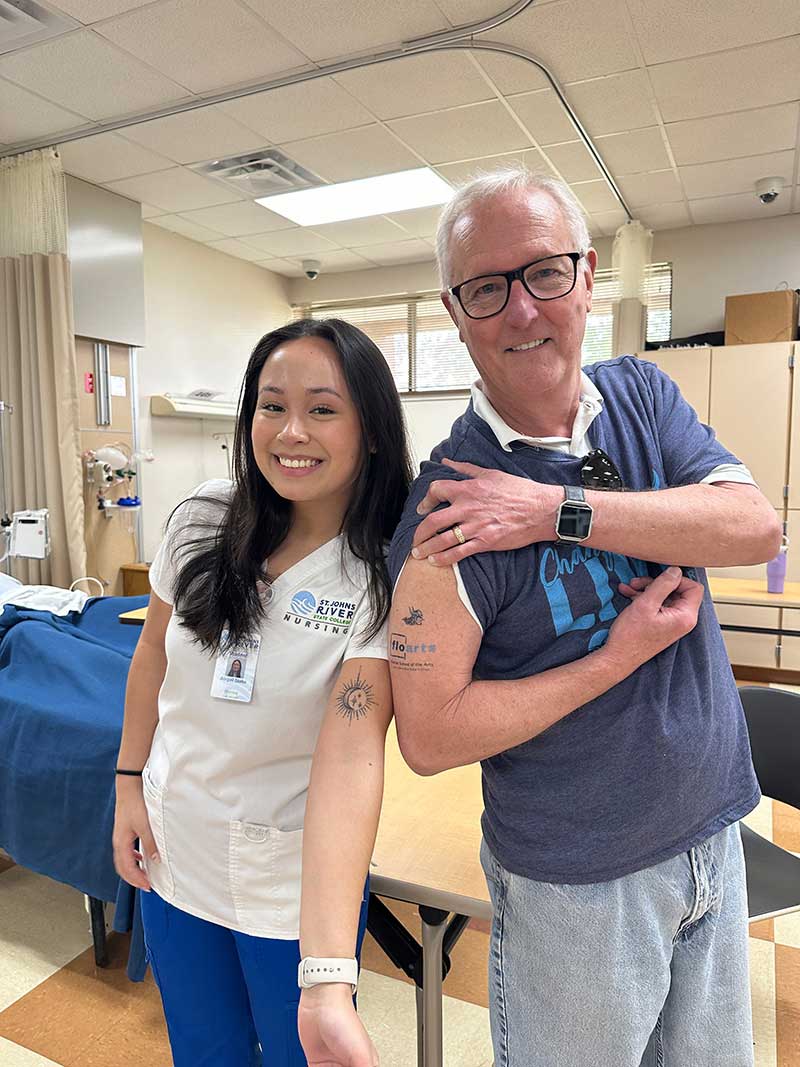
[0,148,85,586]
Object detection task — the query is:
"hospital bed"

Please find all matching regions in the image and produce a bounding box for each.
[0,588,150,979]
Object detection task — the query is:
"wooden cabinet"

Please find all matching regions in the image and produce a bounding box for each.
[645,346,711,423]
[715,604,780,670]
[778,608,800,670]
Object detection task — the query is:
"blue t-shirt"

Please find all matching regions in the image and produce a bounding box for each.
[388,356,760,884]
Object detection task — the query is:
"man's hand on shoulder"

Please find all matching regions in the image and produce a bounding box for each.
[411,458,562,565]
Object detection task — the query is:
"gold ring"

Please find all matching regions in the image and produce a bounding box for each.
[452,524,466,545]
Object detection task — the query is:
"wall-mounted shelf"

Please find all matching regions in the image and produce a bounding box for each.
[150,394,237,420]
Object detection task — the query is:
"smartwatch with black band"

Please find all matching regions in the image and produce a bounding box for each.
[555,485,594,544]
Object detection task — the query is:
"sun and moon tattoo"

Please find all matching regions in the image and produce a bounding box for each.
[335,668,377,723]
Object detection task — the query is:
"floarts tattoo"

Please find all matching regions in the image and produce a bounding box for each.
[335,668,376,723]
[403,606,424,626]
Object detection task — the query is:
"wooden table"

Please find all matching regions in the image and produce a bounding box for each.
[118,605,148,625]
[708,577,800,610]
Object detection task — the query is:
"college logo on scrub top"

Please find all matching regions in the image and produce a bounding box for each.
[285,589,356,635]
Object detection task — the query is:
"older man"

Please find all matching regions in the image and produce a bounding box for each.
[386,169,781,1067]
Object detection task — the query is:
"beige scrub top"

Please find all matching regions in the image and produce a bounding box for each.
[143,481,387,938]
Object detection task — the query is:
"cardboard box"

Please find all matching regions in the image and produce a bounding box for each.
[724,290,799,346]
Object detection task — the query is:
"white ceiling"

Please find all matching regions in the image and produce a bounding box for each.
[1,0,798,278]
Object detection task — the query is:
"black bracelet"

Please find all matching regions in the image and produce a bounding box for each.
[115,768,144,776]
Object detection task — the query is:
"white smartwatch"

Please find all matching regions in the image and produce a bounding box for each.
[298,956,359,994]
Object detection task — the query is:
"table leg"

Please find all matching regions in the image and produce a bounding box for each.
[420,909,448,1067]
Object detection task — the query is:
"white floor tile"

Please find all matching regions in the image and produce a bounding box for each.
[749,937,777,1067]
[0,1037,63,1066]
[359,968,493,1067]
[0,866,92,1012]
[774,907,800,948]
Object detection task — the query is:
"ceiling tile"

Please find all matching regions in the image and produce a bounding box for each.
[543,141,603,183]
[45,0,155,21]
[473,53,551,96]
[279,125,420,183]
[618,169,683,208]
[435,147,554,186]
[679,151,795,200]
[309,217,407,247]
[353,239,435,266]
[636,202,691,229]
[492,0,640,83]
[388,101,531,165]
[105,167,241,212]
[334,52,493,121]
[204,238,266,262]
[384,205,444,238]
[434,0,562,21]
[0,30,189,121]
[588,209,628,236]
[507,89,579,146]
[121,106,265,165]
[95,0,308,95]
[140,203,165,217]
[0,77,91,143]
[147,214,224,241]
[242,229,339,257]
[571,180,621,214]
[566,71,659,136]
[220,78,372,144]
[177,200,296,237]
[626,0,800,65]
[255,257,302,277]
[57,131,172,183]
[286,249,374,273]
[689,192,790,226]
[594,128,671,176]
[665,104,800,166]
[649,37,800,122]
[241,0,447,62]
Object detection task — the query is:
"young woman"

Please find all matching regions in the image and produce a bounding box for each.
[113,318,412,1067]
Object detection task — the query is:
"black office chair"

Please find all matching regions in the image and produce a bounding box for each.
[738,685,800,921]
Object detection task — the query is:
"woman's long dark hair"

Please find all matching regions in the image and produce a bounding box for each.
[170,318,413,652]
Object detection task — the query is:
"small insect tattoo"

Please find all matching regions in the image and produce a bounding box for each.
[403,607,424,626]
[336,669,376,723]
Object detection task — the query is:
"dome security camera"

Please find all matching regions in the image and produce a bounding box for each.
[755,177,784,204]
[302,259,321,280]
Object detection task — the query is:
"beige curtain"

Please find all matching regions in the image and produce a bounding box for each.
[0,149,85,587]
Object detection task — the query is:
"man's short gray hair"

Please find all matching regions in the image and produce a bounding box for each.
[435,166,591,288]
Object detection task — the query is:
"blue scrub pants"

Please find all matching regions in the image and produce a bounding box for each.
[141,889,369,1067]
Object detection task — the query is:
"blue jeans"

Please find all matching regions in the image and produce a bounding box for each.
[141,889,369,1067]
[480,823,753,1067]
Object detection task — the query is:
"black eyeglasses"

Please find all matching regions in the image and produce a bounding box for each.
[580,449,624,491]
[449,252,584,320]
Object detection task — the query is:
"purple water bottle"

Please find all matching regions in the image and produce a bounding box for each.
[766,544,788,594]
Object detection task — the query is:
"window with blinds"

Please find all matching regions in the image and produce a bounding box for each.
[299,295,476,394]
[582,262,673,364]
[298,263,672,391]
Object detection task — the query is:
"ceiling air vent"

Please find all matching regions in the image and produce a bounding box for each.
[191,148,325,199]
[0,0,79,56]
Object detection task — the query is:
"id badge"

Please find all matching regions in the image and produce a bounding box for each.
[210,631,261,703]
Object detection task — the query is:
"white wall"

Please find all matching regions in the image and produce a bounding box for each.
[652,214,800,338]
[137,224,290,558]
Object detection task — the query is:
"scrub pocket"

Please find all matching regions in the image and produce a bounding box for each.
[141,767,175,897]
[228,821,303,936]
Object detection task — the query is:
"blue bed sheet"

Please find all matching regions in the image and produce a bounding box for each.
[0,594,149,979]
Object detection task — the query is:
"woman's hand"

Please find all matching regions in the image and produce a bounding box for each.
[298,985,379,1067]
[112,777,159,892]
[604,566,704,670]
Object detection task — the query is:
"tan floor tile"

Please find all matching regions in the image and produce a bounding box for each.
[773,802,800,854]
[750,937,777,1067]
[775,944,800,1067]
[751,919,776,942]
[361,898,489,1008]
[0,933,170,1067]
[0,855,16,875]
